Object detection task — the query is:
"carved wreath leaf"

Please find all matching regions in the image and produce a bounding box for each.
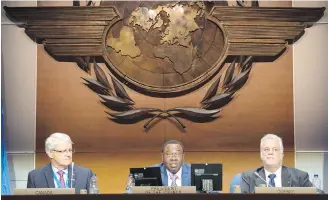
[76,56,90,73]
[99,94,134,107]
[111,78,134,103]
[240,56,253,72]
[201,92,234,105]
[82,78,109,95]
[108,108,162,119]
[223,58,236,86]
[167,107,222,118]
[201,75,221,103]
[94,60,111,89]
[225,67,251,89]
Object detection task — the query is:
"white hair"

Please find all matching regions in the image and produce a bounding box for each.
[45,133,73,153]
[260,134,284,152]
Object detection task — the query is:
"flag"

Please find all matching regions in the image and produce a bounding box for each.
[1,99,11,195]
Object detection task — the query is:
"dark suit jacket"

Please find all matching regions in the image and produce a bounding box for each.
[241,165,313,193]
[27,163,93,194]
[152,163,191,186]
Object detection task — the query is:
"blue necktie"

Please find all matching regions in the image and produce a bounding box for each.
[268,174,276,187]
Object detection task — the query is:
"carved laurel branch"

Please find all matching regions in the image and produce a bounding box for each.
[76,56,253,130]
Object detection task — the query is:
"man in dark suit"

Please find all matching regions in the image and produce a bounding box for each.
[241,134,313,193]
[27,133,93,194]
[152,140,191,186]
[125,140,190,192]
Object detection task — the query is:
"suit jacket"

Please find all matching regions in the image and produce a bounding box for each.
[152,163,191,186]
[241,165,313,193]
[27,163,93,194]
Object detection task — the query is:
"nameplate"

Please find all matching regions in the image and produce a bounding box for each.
[131,186,196,194]
[13,188,75,195]
[255,187,317,194]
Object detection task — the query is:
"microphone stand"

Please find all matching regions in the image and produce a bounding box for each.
[71,162,75,188]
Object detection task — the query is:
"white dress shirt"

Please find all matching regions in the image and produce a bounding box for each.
[52,165,69,188]
[264,167,282,187]
[167,167,182,186]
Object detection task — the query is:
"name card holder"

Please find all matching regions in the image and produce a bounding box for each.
[131,186,196,194]
[255,187,317,194]
[13,188,75,195]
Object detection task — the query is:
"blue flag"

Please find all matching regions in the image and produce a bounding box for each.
[1,105,11,195]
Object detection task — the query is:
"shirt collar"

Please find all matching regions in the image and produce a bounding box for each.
[167,167,182,180]
[264,166,282,177]
[51,165,69,175]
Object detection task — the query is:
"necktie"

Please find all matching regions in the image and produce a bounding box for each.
[170,173,178,187]
[57,170,66,188]
[268,174,276,187]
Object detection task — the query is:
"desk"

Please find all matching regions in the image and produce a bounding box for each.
[2,194,327,200]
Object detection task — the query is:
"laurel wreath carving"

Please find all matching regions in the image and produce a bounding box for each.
[74,0,256,130]
[76,56,253,130]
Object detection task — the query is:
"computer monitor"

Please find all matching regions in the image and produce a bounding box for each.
[130,167,162,186]
[191,163,222,192]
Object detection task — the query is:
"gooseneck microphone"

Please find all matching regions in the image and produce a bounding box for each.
[71,162,75,188]
[254,172,273,187]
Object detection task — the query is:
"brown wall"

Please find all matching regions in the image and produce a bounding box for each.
[36,46,294,152]
[36,152,295,193]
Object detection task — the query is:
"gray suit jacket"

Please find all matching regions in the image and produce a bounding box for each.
[27,163,93,194]
[241,166,313,193]
[152,163,191,186]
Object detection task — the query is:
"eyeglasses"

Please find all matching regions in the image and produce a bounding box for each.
[262,148,281,153]
[164,153,183,157]
[52,149,75,154]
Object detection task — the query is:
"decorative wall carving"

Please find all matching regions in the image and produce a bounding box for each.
[4,1,325,129]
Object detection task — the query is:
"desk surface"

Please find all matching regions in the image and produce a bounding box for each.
[2,194,328,200]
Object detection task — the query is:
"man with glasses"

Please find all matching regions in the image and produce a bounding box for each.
[240,134,313,193]
[27,133,93,193]
[153,140,191,186]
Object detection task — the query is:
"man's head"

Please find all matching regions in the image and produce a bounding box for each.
[260,134,284,170]
[45,133,74,169]
[162,140,184,174]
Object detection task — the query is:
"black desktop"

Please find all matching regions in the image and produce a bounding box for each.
[130,167,163,186]
[191,163,223,192]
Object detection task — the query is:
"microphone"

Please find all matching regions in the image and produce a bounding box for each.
[254,172,273,187]
[71,162,75,188]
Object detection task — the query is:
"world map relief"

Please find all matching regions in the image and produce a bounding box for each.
[106,2,206,74]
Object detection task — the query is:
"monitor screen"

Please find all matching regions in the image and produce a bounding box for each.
[130,167,162,186]
[191,163,222,192]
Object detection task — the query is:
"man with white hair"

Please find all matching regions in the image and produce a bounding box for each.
[240,134,313,193]
[27,133,93,194]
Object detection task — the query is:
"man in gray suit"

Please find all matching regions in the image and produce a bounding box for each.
[241,134,313,193]
[27,133,93,194]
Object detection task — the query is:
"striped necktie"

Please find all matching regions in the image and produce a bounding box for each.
[169,173,178,187]
[57,170,66,188]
